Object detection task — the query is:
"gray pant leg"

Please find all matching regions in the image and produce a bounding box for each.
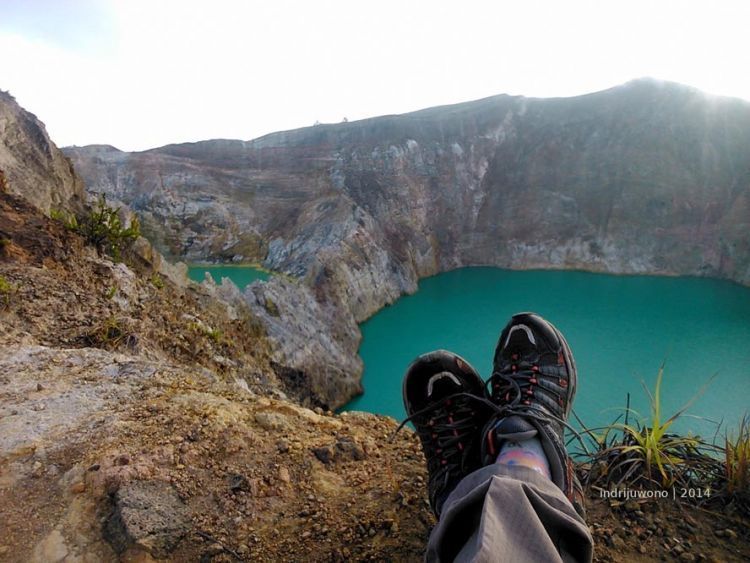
[425,464,593,563]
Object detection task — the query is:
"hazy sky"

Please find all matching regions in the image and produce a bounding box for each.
[1,0,749,151]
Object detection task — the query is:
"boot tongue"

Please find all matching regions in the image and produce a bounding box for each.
[493,415,538,442]
[503,324,537,358]
[426,371,462,398]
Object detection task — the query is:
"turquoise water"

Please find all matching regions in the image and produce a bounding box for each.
[345,268,750,439]
[188,265,269,289]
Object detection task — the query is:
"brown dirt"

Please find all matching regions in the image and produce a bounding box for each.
[587,494,748,562]
[0,191,274,389]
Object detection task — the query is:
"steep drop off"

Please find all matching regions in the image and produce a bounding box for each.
[66,79,750,408]
[0,93,433,562]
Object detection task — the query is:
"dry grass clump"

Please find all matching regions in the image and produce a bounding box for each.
[577,366,750,512]
[83,315,138,350]
[721,415,750,513]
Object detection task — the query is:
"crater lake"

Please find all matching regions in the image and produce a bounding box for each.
[345,267,750,439]
[188,264,270,289]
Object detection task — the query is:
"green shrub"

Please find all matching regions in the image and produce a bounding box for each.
[76,195,140,259]
[150,273,164,289]
[52,195,140,260]
[0,274,16,307]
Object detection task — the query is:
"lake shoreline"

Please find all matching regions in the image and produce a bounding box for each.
[342,267,750,439]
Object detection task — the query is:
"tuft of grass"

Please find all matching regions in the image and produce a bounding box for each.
[723,414,750,508]
[0,274,17,308]
[85,315,137,350]
[105,285,117,300]
[97,316,126,346]
[49,208,79,230]
[150,273,164,289]
[205,328,223,343]
[187,320,224,345]
[618,367,700,486]
[584,365,719,491]
[263,296,280,317]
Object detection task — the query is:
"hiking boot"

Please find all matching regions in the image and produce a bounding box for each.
[401,350,489,516]
[482,312,585,515]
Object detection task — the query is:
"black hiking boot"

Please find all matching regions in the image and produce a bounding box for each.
[482,312,585,516]
[401,350,489,516]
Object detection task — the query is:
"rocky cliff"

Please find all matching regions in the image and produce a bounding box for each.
[0,94,433,561]
[0,190,434,562]
[0,91,85,214]
[65,79,750,408]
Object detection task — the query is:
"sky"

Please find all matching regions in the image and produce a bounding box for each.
[1,0,749,152]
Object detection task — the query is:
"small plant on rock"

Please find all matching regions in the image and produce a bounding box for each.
[52,195,140,260]
[205,327,223,344]
[150,273,164,289]
[49,208,79,230]
[85,315,137,349]
[187,320,224,345]
[585,365,718,491]
[0,274,17,308]
[0,237,11,258]
[722,414,750,513]
[76,195,140,260]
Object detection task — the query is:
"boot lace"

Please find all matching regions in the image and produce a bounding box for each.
[394,392,482,504]
[490,350,567,410]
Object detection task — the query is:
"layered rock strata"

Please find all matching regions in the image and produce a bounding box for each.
[65,79,750,407]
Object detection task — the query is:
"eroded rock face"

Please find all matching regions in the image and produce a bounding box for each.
[64,80,750,406]
[0,90,85,214]
[65,80,750,291]
[245,277,363,409]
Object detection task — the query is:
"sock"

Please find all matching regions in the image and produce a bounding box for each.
[495,436,551,479]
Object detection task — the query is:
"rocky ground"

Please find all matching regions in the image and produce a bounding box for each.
[0,342,433,562]
[586,495,748,562]
[1,191,748,562]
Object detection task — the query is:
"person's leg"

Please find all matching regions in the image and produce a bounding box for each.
[426,464,592,563]
[407,313,593,562]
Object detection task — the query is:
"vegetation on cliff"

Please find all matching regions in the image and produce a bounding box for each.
[51,194,141,260]
[581,368,749,518]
